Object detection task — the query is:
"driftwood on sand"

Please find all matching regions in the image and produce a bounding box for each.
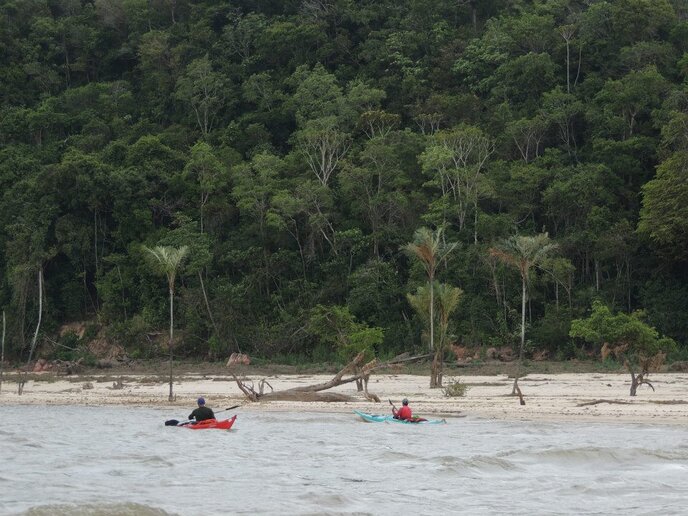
[231,352,432,403]
[576,399,634,407]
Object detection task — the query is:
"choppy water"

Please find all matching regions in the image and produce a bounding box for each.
[1,406,687,515]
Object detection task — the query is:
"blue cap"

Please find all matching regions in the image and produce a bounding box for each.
[197,397,205,405]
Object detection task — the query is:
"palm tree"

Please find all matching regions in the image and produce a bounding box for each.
[403,227,458,354]
[144,245,189,402]
[489,233,558,396]
[409,282,463,388]
[435,283,463,355]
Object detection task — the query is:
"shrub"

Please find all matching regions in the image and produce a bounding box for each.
[443,378,469,397]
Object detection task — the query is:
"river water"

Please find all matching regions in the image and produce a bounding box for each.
[1,405,687,515]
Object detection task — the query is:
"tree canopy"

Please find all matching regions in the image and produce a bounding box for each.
[1,0,687,364]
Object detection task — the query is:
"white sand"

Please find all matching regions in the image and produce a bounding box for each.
[2,371,687,424]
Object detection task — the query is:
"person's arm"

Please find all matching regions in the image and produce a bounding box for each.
[188,409,196,420]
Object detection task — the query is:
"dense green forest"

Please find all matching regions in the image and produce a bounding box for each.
[1,0,687,365]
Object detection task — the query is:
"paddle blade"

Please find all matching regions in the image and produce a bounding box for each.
[164,419,180,426]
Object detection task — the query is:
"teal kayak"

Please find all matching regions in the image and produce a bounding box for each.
[354,410,446,425]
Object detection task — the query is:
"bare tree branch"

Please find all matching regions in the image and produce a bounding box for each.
[231,352,432,402]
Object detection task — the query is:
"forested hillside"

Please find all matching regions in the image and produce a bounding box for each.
[1,0,687,364]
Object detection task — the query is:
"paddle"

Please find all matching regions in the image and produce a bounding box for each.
[164,405,240,426]
[388,399,397,417]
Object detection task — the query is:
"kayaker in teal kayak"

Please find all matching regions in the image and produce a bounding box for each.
[188,397,215,422]
[392,398,413,420]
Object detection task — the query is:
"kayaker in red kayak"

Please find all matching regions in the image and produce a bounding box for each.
[392,398,413,420]
[188,397,215,422]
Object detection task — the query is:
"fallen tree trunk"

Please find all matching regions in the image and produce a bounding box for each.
[248,391,355,402]
[232,352,431,403]
[576,399,634,407]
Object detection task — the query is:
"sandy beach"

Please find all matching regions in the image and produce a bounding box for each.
[1,370,686,424]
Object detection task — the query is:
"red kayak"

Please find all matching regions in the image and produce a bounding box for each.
[184,415,236,430]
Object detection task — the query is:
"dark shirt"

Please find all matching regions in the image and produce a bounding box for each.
[189,406,215,421]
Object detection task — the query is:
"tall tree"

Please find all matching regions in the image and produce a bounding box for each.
[296,116,351,187]
[638,151,688,261]
[489,233,558,396]
[420,125,494,243]
[182,141,226,234]
[339,131,414,257]
[174,55,226,136]
[408,281,463,388]
[143,245,189,402]
[403,227,458,387]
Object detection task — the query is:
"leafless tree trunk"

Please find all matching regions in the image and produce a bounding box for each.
[595,259,600,291]
[63,34,71,87]
[559,25,576,93]
[16,274,29,351]
[168,285,174,401]
[19,268,43,395]
[430,347,443,389]
[198,270,218,335]
[457,1,478,31]
[511,275,527,396]
[117,265,127,319]
[514,382,525,405]
[625,358,657,397]
[94,210,98,275]
[166,0,177,24]
[0,310,6,393]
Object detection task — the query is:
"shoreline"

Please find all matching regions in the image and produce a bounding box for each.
[1,371,687,425]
